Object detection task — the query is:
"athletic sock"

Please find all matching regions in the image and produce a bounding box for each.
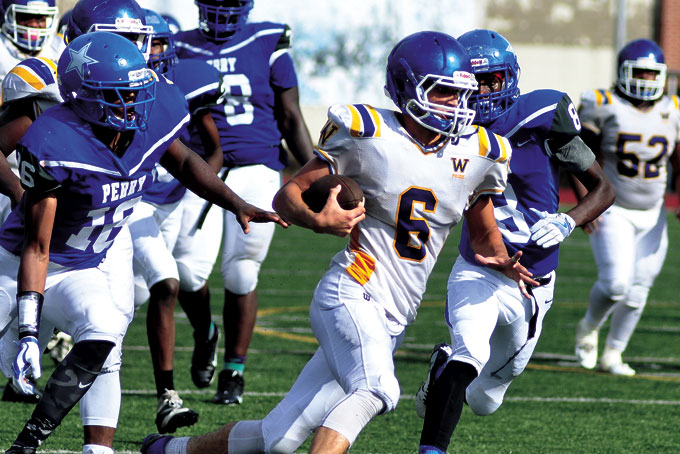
[224,356,245,374]
[154,369,175,397]
[419,360,477,452]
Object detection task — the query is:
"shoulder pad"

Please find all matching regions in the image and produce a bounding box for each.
[275,24,292,51]
[326,103,383,139]
[476,126,510,163]
[582,89,612,107]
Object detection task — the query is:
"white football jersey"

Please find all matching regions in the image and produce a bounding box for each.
[579,89,680,210]
[315,104,511,326]
[0,33,64,83]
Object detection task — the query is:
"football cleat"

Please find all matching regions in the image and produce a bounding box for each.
[599,346,636,376]
[1,379,41,404]
[415,343,453,419]
[155,389,199,434]
[574,318,598,370]
[212,369,244,405]
[141,433,174,454]
[45,331,73,365]
[4,442,36,454]
[191,323,219,389]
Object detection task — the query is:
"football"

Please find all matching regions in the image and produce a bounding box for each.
[301,174,364,213]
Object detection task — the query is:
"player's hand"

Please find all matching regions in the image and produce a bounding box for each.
[582,216,600,235]
[475,251,539,298]
[235,203,289,234]
[12,336,41,395]
[315,185,365,237]
[529,208,575,248]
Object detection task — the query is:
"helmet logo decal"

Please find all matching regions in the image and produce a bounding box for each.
[470,58,489,67]
[65,42,99,78]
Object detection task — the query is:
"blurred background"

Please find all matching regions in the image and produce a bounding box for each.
[55,0,676,137]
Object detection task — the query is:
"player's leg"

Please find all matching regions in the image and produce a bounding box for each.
[466,274,554,415]
[130,200,198,432]
[601,206,668,375]
[306,267,402,453]
[214,165,280,405]
[7,266,126,453]
[418,256,502,454]
[174,187,223,389]
[142,348,347,454]
[576,206,635,369]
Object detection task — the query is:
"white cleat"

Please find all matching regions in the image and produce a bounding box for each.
[599,347,636,376]
[574,318,598,369]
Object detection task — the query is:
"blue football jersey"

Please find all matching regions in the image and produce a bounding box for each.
[459,89,584,275]
[0,79,190,269]
[174,22,298,170]
[143,61,222,206]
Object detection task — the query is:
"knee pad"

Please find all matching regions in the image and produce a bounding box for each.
[625,284,650,310]
[99,340,123,374]
[465,378,505,416]
[594,279,627,303]
[228,420,265,454]
[177,261,208,292]
[321,389,385,447]
[367,372,400,413]
[222,259,261,295]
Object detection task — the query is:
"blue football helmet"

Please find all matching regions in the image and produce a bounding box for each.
[65,0,153,61]
[458,29,520,124]
[385,31,477,140]
[58,31,157,131]
[0,0,59,52]
[196,0,253,42]
[143,9,178,76]
[616,38,666,101]
[161,14,180,34]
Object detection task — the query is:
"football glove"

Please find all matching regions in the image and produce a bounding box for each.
[12,336,41,395]
[529,208,575,248]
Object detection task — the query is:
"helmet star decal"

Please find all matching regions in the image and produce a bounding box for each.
[65,42,100,78]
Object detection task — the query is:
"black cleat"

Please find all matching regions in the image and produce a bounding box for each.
[1,380,41,404]
[415,343,453,419]
[5,442,36,454]
[155,389,199,434]
[191,324,219,388]
[212,369,243,405]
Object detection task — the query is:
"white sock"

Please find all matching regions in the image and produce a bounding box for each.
[166,437,191,454]
[82,444,113,454]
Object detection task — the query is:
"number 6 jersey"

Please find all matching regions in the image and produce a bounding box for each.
[314,103,511,326]
[579,89,680,210]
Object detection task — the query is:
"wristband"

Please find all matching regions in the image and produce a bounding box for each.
[17,291,44,339]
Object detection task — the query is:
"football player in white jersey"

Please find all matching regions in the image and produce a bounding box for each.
[574,39,680,376]
[140,31,537,454]
[0,0,64,82]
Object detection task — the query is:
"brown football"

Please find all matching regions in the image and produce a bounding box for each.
[301,174,364,213]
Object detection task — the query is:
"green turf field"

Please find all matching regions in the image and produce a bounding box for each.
[1,210,679,453]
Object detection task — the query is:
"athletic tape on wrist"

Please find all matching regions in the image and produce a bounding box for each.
[17,291,44,338]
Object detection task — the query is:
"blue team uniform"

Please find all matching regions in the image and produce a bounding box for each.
[174,22,298,170]
[458,89,583,276]
[141,60,222,206]
[0,78,190,269]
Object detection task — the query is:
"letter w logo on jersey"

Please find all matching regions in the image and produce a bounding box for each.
[451,157,470,179]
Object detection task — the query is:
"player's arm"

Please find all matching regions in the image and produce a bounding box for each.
[161,138,287,233]
[275,86,315,165]
[0,108,35,207]
[194,112,223,174]
[465,195,537,292]
[272,157,365,237]
[670,141,680,221]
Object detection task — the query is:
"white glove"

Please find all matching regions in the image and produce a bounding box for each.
[12,336,42,395]
[529,208,575,248]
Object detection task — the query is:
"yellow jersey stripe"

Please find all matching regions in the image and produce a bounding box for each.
[9,66,45,92]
